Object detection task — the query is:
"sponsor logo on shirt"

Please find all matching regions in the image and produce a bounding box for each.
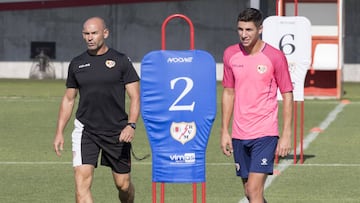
[105,60,116,68]
[232,63,244,68]
[78,63,91,69]
[257,65,267,74]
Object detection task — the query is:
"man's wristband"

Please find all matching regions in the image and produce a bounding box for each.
[127,122,136,130]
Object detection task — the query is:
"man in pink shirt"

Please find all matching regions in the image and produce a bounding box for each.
[220,8,294,203]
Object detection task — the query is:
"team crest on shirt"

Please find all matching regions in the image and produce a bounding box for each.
[105,60,116,68]
[170,122,196,144]
[257,65,267,74]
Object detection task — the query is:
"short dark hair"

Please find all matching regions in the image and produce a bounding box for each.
[237,8,263,28]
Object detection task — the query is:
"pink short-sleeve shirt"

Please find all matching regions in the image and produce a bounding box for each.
[222,43,293,140]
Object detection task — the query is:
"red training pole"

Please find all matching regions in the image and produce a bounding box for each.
[193,183,197,203]
[293,101,298,164]
[152,182,157,203]
[300,101,304,164]
[160,183,165,203]
[202,182,206,203]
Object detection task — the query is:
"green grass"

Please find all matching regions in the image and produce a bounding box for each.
[0,79,360,202]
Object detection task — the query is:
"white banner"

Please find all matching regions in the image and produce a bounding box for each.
[263,16,312,101]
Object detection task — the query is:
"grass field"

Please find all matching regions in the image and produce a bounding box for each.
[0,79,360,203]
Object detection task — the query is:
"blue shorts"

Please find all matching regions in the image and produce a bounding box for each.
[232,136,278,178]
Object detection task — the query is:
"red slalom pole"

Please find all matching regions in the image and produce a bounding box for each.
[152,182,157,203]
[193,183,197,203]
[293,101,298,164]
[300,101,304,164]
[202,182,206,203]
[160,183,165,203]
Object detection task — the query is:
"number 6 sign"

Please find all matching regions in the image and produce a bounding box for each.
[140,14,217,183]
[262,16,312,101]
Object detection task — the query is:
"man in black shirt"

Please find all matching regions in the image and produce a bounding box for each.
[53,16,140,203]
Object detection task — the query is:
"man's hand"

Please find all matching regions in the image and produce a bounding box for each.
[119,126,135,143]
[276,129,292,157]
[53,134,64,157]
[221,133,233,157]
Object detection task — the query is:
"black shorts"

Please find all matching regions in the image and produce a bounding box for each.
[71,119,131,174]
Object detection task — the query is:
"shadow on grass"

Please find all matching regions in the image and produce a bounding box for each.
[277,154,316,164]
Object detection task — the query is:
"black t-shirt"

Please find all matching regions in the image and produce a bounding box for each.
[66,48,140,134]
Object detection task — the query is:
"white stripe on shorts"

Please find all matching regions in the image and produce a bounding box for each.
[72,119,84,167]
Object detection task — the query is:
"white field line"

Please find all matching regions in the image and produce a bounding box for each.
[0,162,73,165]
[239,102,348,203]
[1,162,360,166]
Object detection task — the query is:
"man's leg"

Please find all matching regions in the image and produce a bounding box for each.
[243,172,267,203]
[74,164,95,203]
[112,172,134,203]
